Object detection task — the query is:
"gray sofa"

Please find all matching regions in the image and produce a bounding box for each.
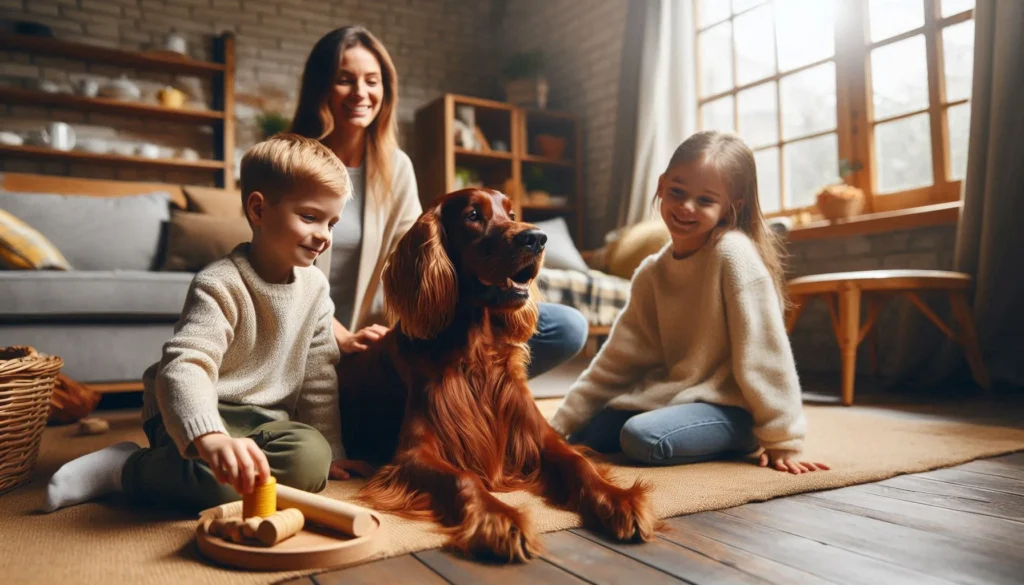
[0,188,195,384]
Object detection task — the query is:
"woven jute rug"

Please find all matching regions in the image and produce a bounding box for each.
[3,399,1023,585]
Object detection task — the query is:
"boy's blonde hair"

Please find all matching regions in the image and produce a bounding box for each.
[239,133,350,212]
[663,130,789,309]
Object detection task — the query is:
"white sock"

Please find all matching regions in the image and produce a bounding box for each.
[43,441,140,513]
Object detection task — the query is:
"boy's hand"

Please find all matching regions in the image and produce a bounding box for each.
[194,432,271,494]
[757,448,830,474]
[330,459,376,480]
[337,325,389,354]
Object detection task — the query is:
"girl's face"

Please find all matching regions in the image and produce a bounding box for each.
[328,45,385,134]
[658,158,729,256]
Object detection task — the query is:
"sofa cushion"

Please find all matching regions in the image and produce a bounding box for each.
[0,208,71,270]
[0,191,171,271]
[161,210,252,272]
[0,271,194,320]
[532,217,589,273]
[183,185,244,217]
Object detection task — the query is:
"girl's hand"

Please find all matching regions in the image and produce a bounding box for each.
[758,449,829,474]
[336,325,390,354]
[330,459,377,480]
[194,432,271,494]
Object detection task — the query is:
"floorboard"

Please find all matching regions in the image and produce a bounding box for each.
[312,555,448,585]
[914,467,1024,497]
[872,474,1024,521]
[569,528,770,585]
[413,546,589,585]
[958,459,1024,481]
[541,531,688,585]
[723,497,1024,585]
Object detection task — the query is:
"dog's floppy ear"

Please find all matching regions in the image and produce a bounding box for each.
[383,208,457,339]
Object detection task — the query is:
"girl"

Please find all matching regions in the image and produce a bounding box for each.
[549,131,828,475]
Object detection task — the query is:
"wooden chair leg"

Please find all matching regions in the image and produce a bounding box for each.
[786,295,806,334]
[949,290,991,390]
[838,284,861,406]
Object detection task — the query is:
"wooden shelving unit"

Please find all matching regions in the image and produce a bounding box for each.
[413,93,585,246]
[0,32,236,187]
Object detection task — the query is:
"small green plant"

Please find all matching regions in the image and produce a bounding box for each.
[838,158,863,182]
[503,50,545,80]
[255,110,290,139]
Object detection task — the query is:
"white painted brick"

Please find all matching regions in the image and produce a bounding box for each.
[80,0,123,17]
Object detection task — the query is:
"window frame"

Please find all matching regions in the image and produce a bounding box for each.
[693,0,974,219]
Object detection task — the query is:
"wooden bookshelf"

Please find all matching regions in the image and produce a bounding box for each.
[413,93,585,246]
[0,87,225,124]
[0,144,226,171]
[0,32,237,187]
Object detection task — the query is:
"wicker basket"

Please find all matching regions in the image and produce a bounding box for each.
[0,346,63,494]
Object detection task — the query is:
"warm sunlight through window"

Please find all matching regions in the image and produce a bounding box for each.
[694,0,975,216]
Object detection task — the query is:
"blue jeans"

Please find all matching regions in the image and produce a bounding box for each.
[570,403,759,465]
[526,303,589,378]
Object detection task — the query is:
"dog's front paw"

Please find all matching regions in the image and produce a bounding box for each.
[588,480,658,542]
[449,498,541,563]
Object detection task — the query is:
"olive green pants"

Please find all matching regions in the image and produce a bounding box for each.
[121,404,332,511]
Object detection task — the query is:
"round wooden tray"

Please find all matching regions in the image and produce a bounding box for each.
[195,512,383,571]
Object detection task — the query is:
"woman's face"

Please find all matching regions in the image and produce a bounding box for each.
[328,45,385,134]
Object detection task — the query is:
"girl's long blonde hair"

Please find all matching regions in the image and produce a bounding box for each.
[290,26,399,202]
[664,130,789,308]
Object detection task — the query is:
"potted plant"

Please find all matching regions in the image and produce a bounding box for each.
[815,159,865,222]
[255,110,290,140]
[503,50,548,109]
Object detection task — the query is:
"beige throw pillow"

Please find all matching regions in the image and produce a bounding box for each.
[182,186,245,217]
[161,211,252,272]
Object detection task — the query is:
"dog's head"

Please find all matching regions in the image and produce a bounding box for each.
[383,188,546,340]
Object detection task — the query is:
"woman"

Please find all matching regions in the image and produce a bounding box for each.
[291,26,587,377]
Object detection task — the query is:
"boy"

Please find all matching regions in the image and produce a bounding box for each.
[45,134,353,512]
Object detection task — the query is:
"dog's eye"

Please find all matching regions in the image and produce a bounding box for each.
[466,210,480,223]
[509,212,516,221]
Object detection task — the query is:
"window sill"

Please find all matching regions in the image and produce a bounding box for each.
[785,201,961,242]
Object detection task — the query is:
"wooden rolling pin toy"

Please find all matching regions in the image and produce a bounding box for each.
[199,485,376,538]
[276,484,375,537]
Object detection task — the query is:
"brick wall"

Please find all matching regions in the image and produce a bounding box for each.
[786,224,958,375]
[498,0,629,248]
[0,0,500,184]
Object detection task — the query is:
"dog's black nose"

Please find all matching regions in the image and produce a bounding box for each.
[514,228,547,253]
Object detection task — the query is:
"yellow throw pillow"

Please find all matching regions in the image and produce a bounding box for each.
[606,218,670,279]
[0,208,71,270]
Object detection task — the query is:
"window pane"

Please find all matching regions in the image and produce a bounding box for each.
[784,133,838,208]
[875,113,934,193]
[943,20,975,103]
[941,0,974,17]
[755,147,781,213]
[699,22,733,97]
[871,35,929,120]
[734,4,775,85]
[738,82,778,148]
[733,0,767,12]
[780,63,837,140]
[701,96,735,132]
[775,0,836,71]
[947,102,970,181]
[698,0,730,28]
[869,0,924,43]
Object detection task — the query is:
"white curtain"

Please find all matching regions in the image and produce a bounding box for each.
[608,0,698,232]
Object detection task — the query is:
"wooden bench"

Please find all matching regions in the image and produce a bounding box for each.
[786,270,989,406]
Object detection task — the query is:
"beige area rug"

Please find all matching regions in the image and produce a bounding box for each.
[3,399,1023,585]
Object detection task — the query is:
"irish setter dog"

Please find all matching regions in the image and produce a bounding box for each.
[337,188,656,562]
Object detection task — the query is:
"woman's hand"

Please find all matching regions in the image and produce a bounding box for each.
[194,432,271,494]
[329,459,377,480]
[336,324,390,354]
[757,449,829,474]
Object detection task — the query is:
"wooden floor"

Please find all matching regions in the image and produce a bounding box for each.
[277,385,1024,585]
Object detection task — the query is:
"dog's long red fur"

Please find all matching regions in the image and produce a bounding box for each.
[337,188,657,562]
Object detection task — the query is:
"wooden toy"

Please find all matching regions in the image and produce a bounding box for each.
[195,480,383,571]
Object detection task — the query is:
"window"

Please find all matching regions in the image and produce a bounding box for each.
[694,0,975,217]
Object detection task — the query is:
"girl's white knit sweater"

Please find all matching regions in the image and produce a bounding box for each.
[549,230,807,455]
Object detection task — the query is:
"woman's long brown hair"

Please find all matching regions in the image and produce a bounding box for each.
[290,26,399,202]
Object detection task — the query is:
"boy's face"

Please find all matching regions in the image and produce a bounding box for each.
[248,185,344,269]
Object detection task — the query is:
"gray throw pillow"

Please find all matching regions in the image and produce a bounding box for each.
[0,191,171,271]
[532,217,589,273]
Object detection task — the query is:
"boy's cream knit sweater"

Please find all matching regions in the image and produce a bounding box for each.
[549,231,807,455]
[141,244,343,460]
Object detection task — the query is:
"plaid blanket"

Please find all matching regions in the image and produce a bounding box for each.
[535,267,630,327]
